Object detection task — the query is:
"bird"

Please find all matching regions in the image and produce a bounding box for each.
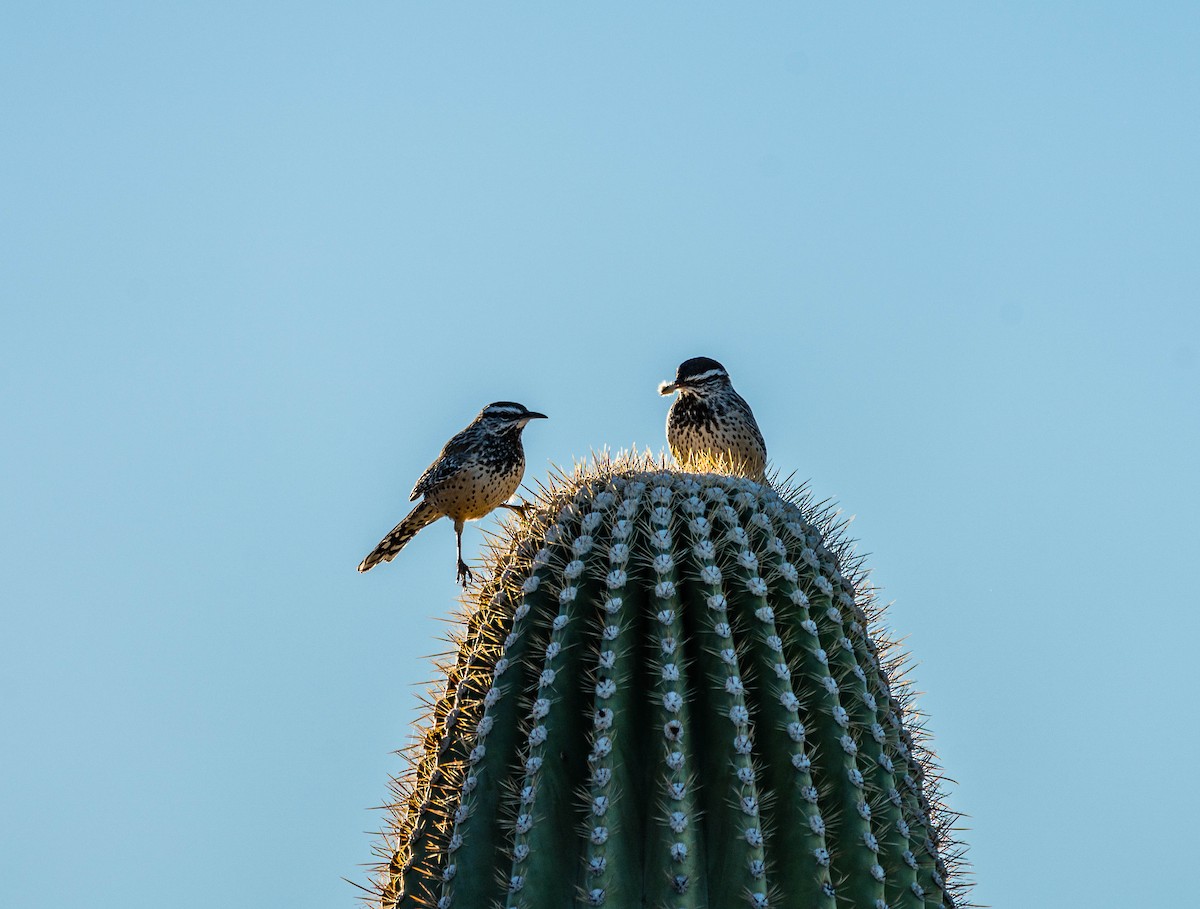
[358,402,547,584]
[659,356,767,481]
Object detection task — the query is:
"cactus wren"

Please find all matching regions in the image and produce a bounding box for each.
[358,402,547,584]
[659,356,767,481]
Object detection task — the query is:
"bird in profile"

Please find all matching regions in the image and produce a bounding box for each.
[659,356,767,481]
[358,402,547,584]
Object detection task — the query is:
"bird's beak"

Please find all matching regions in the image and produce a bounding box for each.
[525,411,548,420]
[658,381,678,396]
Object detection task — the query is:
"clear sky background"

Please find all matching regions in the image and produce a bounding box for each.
[3,4,1197,907]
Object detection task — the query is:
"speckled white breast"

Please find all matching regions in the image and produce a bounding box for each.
[427,460,525,521]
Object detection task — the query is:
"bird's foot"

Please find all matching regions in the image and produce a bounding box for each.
[456,559,474,587]
[499,502,532,519]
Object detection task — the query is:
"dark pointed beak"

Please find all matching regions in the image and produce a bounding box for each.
[525,411,548,420]
[658,381,678,396]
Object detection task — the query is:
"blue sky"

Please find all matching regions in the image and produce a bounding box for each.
[2,4,1197,907]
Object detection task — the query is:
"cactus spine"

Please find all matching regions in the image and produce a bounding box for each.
[372,455,968,909]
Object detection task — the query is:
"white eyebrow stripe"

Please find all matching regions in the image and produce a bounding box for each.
[485,406,525,415]
[684,368,728,383]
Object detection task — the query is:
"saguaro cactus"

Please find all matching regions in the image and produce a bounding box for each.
[370,454,969,909]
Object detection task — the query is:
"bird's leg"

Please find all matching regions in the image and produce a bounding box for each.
[454,519,472,586]
[498,502,531,518]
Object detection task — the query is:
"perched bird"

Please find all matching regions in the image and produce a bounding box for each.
[659,356,767,480]
[358,402,547,584]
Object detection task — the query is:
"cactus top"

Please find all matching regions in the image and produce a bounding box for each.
[371,454,969,909]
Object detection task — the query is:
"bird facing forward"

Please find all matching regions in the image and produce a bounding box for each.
[358,402,547,584]
[659,356,767,480]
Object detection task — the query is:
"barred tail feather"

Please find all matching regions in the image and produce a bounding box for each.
[358,499,442,573]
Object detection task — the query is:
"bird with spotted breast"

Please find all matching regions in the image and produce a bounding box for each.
[358,402,547,584]
[659,356,768,481]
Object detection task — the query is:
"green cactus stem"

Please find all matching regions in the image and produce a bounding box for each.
[368,453,970,909]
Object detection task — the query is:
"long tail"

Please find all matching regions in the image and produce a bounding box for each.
[358,499,442,573]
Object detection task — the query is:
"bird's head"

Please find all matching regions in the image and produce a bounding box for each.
[477,401,549,431]
[658,357,732,398]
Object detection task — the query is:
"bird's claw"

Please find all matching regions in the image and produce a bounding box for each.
[456,559,474,587]
[500,502,532,519]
